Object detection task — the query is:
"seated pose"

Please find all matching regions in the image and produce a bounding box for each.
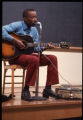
[2,9,60,101]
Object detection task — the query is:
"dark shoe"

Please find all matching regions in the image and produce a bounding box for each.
[2,94,12,102]
[43,89,62,99]
[21,90,33,101]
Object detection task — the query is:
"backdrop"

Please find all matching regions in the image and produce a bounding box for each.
[2,2,82,47]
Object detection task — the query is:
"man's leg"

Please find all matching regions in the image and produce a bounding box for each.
[11,54,39,101]
[14,54,39,86]
[40,54,59,85]
[39,54,61,99]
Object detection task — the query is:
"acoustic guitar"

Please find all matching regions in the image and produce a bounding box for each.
[2,33,69,60]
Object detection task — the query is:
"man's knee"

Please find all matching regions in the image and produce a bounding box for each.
[49,55,57,62]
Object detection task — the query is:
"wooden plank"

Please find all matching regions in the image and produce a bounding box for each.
[2,99,82,120]
[2,86,82,120]
[46,47,82,53]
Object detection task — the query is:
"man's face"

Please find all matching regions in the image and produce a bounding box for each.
[24,11,37,27]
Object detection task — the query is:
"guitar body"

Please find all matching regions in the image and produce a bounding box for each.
[2,33,70,60]
[2,33,34,60]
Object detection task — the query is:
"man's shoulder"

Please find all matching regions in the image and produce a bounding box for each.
[3,21,23,27]
[10,21,23,25]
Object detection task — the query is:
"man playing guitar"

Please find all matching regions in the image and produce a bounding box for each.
[2,9,61,101]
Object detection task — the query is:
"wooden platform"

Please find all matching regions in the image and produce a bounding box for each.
[2,86,82,120]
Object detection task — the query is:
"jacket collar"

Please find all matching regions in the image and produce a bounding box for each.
[22,21,31,31]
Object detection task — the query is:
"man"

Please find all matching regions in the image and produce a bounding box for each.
[2,9,60,101]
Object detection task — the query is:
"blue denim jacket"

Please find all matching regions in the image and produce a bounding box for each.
[2,21,43,52]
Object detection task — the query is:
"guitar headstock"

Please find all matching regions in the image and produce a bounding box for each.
[59,41,70,49]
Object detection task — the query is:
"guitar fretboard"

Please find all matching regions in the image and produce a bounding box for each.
[27,43,58,47]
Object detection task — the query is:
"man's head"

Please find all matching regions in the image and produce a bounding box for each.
[23,9,37,27]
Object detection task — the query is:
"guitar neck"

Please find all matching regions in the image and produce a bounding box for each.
[8,33,59,48]
[34,43,58,47]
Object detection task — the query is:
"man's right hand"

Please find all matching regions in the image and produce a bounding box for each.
[12,39,26,50]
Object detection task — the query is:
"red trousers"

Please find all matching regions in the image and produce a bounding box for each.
[9,54,59,86]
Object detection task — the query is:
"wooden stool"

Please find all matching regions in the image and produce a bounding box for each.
[2,60,26,98]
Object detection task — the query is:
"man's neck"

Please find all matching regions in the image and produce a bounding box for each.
[27,24,31,30]
[24,21,31,30]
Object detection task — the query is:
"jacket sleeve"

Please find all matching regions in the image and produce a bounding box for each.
[2,22,19,42]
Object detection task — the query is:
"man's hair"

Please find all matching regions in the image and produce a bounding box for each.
[23,9,36,18]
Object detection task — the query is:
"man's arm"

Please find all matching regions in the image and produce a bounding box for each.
[2,22,26,49]
[2,22,19,42]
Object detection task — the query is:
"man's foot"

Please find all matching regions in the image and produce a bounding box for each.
[43,89,62,99]
[21,89,33,101]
